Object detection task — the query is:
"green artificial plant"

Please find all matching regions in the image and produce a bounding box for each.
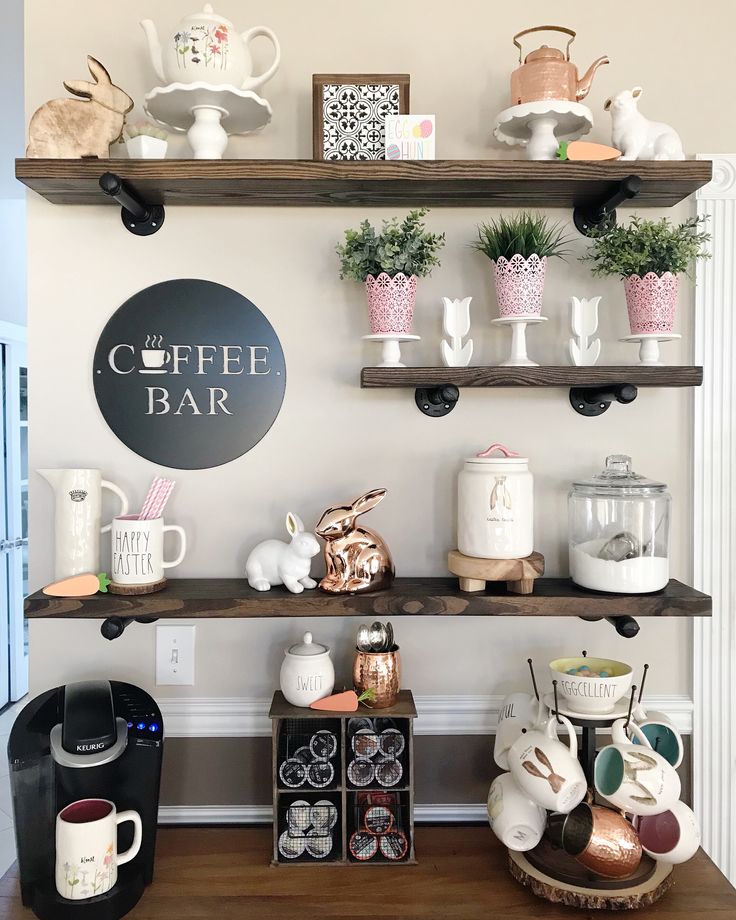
[337,208,445,281]
[581,216,711,279]
[472,211,570,262]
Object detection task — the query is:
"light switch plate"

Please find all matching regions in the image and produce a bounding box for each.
[156,625,196,685]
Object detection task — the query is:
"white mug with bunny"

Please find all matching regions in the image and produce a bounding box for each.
[27,56,133,159]
[245,513,320,594]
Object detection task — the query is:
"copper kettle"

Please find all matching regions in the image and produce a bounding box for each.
[510,26,609,105]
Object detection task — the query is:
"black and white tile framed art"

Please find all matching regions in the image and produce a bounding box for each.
[312,74,410,160]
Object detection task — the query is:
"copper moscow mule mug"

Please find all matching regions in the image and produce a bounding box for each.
[353,649,401,709]
[546,802,642,879]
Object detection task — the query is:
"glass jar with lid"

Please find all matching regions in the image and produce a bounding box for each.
[568,455,670,593]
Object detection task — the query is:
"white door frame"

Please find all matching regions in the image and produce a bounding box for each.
[0,319,27,701]
[693,154,736,882]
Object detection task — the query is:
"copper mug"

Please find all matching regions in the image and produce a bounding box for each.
[353,649,400,708]
[546,802,642,878]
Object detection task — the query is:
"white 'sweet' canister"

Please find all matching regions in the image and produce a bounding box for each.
[458,443,533,559]
[279,632,335,708]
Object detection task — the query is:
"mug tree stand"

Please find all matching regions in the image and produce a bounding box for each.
[508,666,674,910]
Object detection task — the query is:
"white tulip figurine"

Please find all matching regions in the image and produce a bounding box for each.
[568,296,601,366]
[245,512,320,593]
[441,297,473,367]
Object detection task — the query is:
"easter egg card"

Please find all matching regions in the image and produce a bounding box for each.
[385,115,435,160]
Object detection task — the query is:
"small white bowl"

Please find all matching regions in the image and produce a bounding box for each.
[549,657,633,715]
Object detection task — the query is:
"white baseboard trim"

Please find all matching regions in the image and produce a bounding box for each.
[158,693,693,738]
[158,803,488,825]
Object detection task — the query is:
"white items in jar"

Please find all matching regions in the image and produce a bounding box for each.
[458,443,533,559]
[569,455,671,594]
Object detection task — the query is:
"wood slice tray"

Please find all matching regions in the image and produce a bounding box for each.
[109,578,167,595]
[509,839,674,910]
[448,550,544,595]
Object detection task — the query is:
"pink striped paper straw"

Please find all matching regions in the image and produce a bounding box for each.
[138,477,176,520]
[148,480,175,520]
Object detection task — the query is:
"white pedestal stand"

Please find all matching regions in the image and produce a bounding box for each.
[491,316,547,367]
[145,82,272,159]
[494,101,593,160]
[363,334,420,368]
[620,333,681,366]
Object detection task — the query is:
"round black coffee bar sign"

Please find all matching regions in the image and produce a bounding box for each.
[94,279,286,469]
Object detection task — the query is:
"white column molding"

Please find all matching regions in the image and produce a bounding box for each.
[694,154,736,882]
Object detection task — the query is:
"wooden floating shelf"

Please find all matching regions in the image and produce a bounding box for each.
[16,158,712,208]
[24,577,711,620]
[361,366,704,389]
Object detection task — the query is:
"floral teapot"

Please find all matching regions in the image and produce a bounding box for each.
[140,4,281,92]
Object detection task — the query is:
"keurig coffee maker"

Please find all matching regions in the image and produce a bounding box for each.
[8,679,163,920]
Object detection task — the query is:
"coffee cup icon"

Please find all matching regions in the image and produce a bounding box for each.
[141,349,170,369]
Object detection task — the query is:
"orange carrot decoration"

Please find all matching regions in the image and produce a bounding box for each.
[556,140,621,161]
[309,689,377,712]
[43,573,111,597]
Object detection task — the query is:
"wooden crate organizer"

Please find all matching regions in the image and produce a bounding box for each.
[269,690,417,865]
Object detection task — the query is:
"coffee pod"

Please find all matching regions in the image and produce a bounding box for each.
[349,830,378,861]
[310,730,337,760]
[379,728,405,757]
[348,758,375,787]
[286,800,312,832]
[307,759,335,788]
[278,829,306,859]
[305,828,333,859]
[364,805,394,835]
[310,800,338,832]
[279,759,307,788]
[352,729,380,759]
[549,802,642,879]
[375,756,403,788]
[348,717,373,736]
[635,800,701,865]
[379,830,408,860]
[293,745,312,764]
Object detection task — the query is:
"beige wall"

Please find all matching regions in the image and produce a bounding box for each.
[26,2,735,720]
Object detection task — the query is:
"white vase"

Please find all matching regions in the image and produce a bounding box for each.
[38,469,130,579]
[126,136,168,159]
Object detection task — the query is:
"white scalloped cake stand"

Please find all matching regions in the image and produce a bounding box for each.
[491,316,547,367]
[494,101,593,160]
[145,82,272,159]
[363,334,420,368]
[620,333,681,366]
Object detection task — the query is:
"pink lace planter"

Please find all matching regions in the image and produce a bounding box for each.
[624,272,679,334]
[365,272,418,334]
[493,254,547,317]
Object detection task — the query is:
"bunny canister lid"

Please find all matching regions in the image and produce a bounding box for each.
[572,454,667,495]
[465,442,528,465]
[286,632,330,657]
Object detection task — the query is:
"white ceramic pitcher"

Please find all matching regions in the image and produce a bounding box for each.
[38,469,129,579]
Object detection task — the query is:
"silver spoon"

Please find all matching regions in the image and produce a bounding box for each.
[356,623,372,652]
[369,621,388,651]
[385,621,394,651]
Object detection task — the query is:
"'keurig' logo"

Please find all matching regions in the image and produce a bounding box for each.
[76,742,106,752]
[93,280,286,469]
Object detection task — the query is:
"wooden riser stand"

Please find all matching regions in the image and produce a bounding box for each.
[448,550,544,594]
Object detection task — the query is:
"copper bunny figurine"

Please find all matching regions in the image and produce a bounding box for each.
[316,489,395,594]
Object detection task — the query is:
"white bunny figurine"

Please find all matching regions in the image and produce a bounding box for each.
[246,513,320,594]
[605,87,685,161]
[27,56,134,159]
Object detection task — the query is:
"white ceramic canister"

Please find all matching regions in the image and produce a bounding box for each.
[279,632,335,708]
[458,443,533,559]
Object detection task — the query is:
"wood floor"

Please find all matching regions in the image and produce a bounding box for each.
[2,826,735,919]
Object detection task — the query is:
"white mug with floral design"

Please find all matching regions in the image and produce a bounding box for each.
[56,799,142,901]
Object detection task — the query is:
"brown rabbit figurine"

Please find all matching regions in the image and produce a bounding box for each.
[27,56,133,158]
[316,489,395,594]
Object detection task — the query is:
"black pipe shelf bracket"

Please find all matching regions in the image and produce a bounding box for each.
[570,382,638,417]
[578,615,641,638]
[101,615,159,641]
[573,174,642,237]
[99,172,165,236]
[415,385,460,417]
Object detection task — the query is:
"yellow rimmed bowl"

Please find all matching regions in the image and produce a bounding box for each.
[549,657,633,715]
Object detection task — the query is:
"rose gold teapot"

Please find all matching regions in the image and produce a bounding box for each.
[510,26,609,105]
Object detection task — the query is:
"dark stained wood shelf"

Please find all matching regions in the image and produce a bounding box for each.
[2,827,734,919]
[16,158,712,208]
[361,365,704,388]
[24,577,711,620]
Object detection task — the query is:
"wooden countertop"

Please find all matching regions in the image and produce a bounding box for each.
[2,826,734,919]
